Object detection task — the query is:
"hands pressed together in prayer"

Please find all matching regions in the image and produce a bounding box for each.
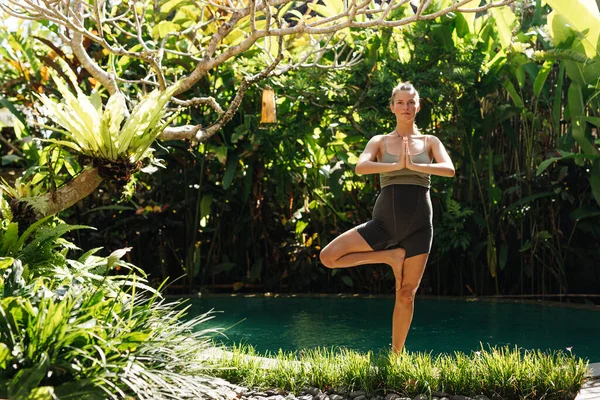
[394,137,416,171]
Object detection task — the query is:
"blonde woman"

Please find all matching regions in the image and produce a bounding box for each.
[319,82,455,353]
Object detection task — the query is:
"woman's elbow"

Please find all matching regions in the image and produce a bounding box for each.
[447,166,455,177]
[355,164,364,175]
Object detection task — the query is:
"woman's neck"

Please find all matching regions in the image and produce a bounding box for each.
[393,121,414,137]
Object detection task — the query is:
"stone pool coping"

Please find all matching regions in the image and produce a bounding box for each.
[170,293,600,312]
[575,363,600,400]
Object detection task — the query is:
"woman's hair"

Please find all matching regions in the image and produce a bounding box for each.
[391,81,421,134]
[390,81,420,105]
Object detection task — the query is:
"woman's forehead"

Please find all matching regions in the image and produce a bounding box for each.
[393,91,418,101]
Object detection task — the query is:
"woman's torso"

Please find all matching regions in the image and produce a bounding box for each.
[378,135,432,188]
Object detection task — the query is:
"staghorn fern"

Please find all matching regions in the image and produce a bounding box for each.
[37,61,180,165]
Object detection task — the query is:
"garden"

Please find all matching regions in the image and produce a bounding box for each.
[0,0,599,398]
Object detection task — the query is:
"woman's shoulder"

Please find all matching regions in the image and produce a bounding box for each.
[427,134,443,143]
[367,134,389,144]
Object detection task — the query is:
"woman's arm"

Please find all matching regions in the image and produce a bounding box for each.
[355,135,405,175]
[405,136,455,177]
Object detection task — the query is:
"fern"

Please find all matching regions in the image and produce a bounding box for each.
[20,224,92,269]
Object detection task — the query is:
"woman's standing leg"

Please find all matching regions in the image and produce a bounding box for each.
[391,253,428,353]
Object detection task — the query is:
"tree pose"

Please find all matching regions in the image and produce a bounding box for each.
[320,82,455,353]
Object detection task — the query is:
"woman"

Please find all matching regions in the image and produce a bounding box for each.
[319,82,455,353]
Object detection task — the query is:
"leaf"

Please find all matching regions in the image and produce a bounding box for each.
[117,331,151,351]
[214,146,227,165]
[502,79,524,108]
[546,0,600,58]
[26,386,55,400]
[533,60,554,97]
[200,195,213,220]
[119,84,179,158]
[570,207,600,221]
[552,62,565,129]
[536,230,552,240]
[102,91,128,145]
[53,379,105,399]
[586,117,600,128]
[591,159,600,207]
[223,155,238,190]
[107,247,132,268]
[0,257,14,270]
[209,262,236,276]
[0,342,10,369]
[341,276,354,287]
[1,154,22,166]
[295,220,308,235]
[568,82,598,156]
[0,97,30,136]
[498,243,508,271]
[153,21,180,39]
[89,90,102,115]
[0,222,19,254]
[8,352,49,399]
[490,5,515,48]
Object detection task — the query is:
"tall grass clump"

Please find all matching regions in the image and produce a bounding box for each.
[379,350,437,397]
[207,345,588,399]
[0,216,230,399]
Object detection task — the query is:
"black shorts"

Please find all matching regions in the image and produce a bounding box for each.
[356,184,433,258]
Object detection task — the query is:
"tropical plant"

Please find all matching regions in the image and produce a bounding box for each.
[39,66,179,166]
[0,215,230,399]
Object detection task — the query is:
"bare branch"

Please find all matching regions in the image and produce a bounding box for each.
[71,28,119,94]
[171,97,225,115]
[3,0,517,137]
[162,36,285,142]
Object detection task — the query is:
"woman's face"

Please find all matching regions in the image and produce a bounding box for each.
[390,91,420,122]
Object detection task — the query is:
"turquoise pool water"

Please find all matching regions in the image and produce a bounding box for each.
[187,296,600,361]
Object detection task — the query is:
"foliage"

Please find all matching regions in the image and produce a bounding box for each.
[1,1,599,297]
[208,344,587,399]
[0,218,229,399]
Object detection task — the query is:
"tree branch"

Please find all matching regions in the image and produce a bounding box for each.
[35,167,103,217]
[70,1,119,95]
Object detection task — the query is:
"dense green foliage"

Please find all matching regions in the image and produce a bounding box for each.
[1,1,599,297]
[0,217,226,398]
[209,344,587,399]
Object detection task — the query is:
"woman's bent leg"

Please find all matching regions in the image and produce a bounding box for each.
[319,228,405,273]
[391,253,428,353]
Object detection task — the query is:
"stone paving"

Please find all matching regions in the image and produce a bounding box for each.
[575,362,600,400]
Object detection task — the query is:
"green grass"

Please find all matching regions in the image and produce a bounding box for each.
[205,344,588,400]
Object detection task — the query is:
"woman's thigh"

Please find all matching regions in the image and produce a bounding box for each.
[320,227,374,261]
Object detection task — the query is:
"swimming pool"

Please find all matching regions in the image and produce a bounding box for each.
[186,295,600,361]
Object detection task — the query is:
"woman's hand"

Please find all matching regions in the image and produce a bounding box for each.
[404,138,414,170]
[393,137,407,170]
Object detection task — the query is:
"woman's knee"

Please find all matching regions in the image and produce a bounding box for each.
[395,285,417,304]
[319,246,337,268]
